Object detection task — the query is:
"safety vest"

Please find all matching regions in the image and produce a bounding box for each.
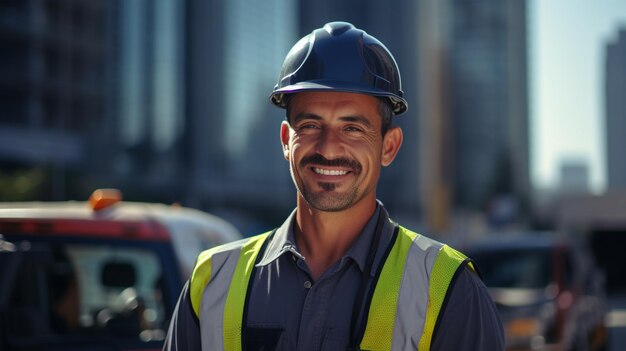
[189,227,473,351]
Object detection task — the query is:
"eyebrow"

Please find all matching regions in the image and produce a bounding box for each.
[339,115,374,129]
[291,112,321,124]
[291,113,374,129]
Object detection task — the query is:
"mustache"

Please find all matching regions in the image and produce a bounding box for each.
[300,154,362,175]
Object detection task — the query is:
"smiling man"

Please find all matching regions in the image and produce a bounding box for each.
[164,22,504,351]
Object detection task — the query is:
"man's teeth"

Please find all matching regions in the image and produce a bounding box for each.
[314,168,348,176]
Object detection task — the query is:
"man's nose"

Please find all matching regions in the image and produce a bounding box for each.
[315,129,345,160]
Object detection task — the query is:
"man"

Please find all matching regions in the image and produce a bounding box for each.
[164,21,504,351]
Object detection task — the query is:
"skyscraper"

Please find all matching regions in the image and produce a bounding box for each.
[417,0,529,231]
[447,0,529,217]
[108,0,298,216]
[606,28,626,190]
[182,0,298,226]
[0,0,110,199]
[109,0,186,184]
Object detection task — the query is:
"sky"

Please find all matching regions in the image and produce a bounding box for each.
[531,0,626,193]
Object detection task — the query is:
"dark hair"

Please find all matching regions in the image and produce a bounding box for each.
[378,99,393,136]
[285,96,393,136]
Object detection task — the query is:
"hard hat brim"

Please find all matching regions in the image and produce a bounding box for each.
[270,80,408,115]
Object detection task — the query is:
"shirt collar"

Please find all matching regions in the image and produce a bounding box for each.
[255,208,300,267]
[339,204,381,272]
[256,202,390,274]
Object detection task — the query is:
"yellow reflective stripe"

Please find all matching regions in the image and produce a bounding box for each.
[418,245,469,351]
[190,247,217,317]
[223,233,270,351]
[360,227,417,351]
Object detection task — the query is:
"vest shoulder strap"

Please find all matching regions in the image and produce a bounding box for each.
[188,232,271,318]
[418,244,473,351]
[360,227,417,350]
[223,232,271,351]
[360,227,472,351]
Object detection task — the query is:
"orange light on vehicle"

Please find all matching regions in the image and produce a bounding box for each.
[89,188,122,211]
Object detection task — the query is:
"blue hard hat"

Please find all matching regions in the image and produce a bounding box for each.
[270,21,408,115]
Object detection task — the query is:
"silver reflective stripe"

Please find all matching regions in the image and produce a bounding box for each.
[198,240,249,351]
[391,231,443,350]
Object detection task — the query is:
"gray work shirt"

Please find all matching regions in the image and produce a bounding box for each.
[164,203,505,350]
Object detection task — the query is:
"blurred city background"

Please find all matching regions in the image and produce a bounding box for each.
[2,0,626,237]
[1,0,626,349]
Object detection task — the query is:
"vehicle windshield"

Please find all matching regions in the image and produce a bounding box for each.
[471,248,552,288]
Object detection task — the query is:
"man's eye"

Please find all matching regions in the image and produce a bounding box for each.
[300,124,318,130]
[345,126,363,132]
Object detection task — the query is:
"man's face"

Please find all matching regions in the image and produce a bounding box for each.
[281,91,402,212]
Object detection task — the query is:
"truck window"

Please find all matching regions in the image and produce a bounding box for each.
[2,242,168,347]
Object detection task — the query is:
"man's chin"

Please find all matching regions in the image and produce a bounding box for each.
[303,192,356,212]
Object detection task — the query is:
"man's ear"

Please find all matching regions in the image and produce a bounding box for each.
[381,126,403,167]
[280,121,291,161]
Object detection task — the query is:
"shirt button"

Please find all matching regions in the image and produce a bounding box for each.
[304,280,312,289]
